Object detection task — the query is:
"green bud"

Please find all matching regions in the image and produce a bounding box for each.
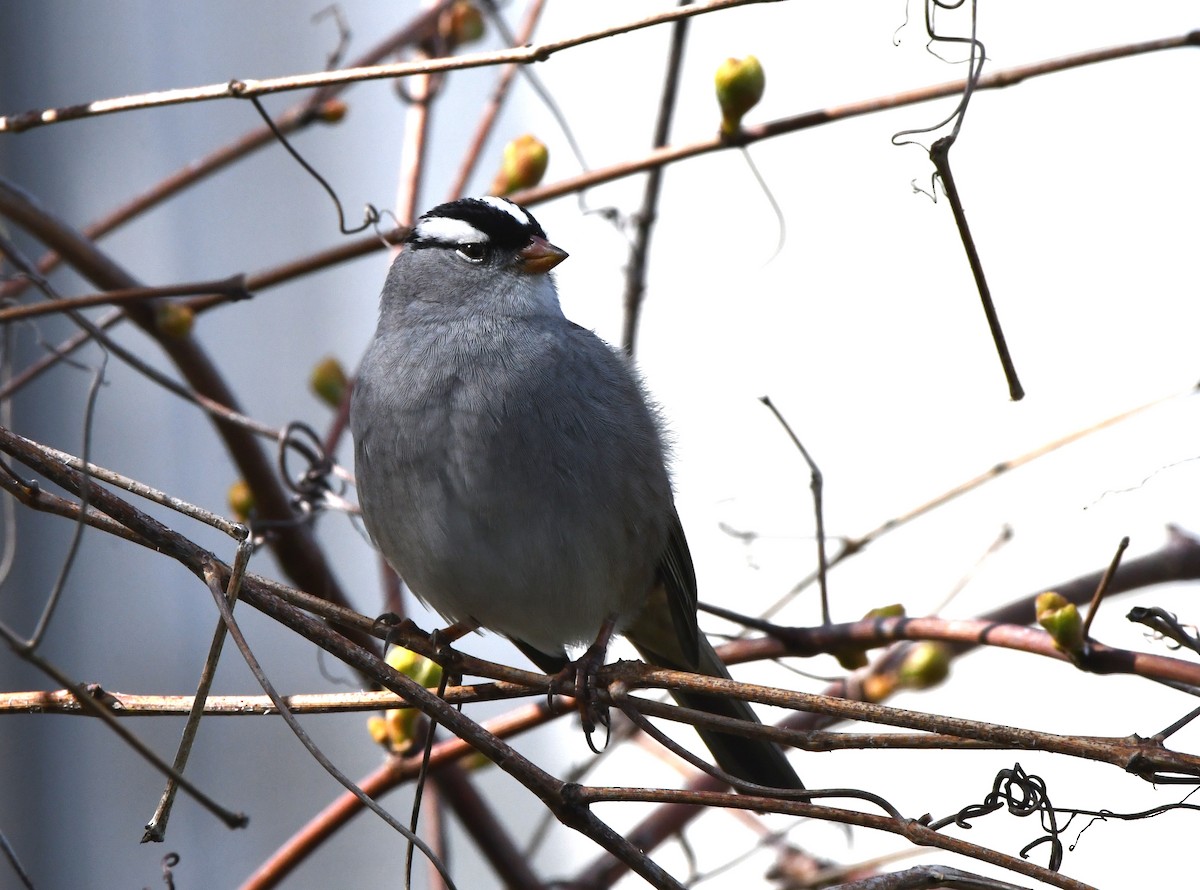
[490,134,549,196]
[1036,591,1084,654]
[310,356,348,408]
[371,646,444,753]
[386,645,444,690]
[155,301,194,338]
[864,604,906,620]
[446,1,485,48]
[897,642,951,690]
[715,55,765,136]
[832,646,868,671]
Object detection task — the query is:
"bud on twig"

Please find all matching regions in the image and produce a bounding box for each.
[227,479,254,522]
[310,356,348,408]
[370,646,444,754]
[490,134,549,196]
[1036,591,1085,655]
[834,604,907,670]
[897,642,951,690]
[444,1,485,49]
[154,301,194,338]
[715,55,765,137]
[316,98,348,125]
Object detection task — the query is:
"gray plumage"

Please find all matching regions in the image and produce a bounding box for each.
[350,197,801,790]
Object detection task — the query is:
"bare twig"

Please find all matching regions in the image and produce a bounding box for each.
[240,701,559,889]
[445,0,549,200]
[766,384,1195,618]
[144,536,254,843]
[0,628,247,829]
[577,785,1095,890]
[1082,535,1130,641]
[930,136,1023,401]
[0,2,454,305]
[621,0,692,356]
[760,395,830,624]
[0,276,249,323]
[0,0,780,132]
[154,30,1200,327]
[0,830,36,890]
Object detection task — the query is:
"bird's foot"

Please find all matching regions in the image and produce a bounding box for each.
[553,615,617,750]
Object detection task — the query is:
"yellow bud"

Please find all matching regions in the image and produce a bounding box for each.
[366,715,389,745]
[864,604,906,620]
[155,301,194,338]
[897,643,951,690]
[227,479,254,522]
[386,646,444,690]
[714,55,765,136]
[310,356,348,409]
[1036,592,1084,654]
[316,98,348,125]
[490,134,549,196]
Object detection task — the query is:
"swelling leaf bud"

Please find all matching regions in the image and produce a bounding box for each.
[227,479,254,522]
[310,356,348,408]
[715,55,765,136]
[155,301,194,338]
[1036,591,1085,654]
[490,134,549,196]
[897,642,951,690]
[445,2,485,49]
[372,646,445,753]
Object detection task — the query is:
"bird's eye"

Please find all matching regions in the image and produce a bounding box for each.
[456,242,487,263]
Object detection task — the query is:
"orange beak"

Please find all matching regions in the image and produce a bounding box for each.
[517,236,569,274]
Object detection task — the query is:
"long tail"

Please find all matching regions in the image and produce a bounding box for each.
[630,633,803,790]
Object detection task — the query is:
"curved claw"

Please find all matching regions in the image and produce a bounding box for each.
[554,615,617,746]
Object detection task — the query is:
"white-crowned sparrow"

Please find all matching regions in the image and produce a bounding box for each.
[350,196,801,789]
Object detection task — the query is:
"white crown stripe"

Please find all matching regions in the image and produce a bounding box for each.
[414,216,489,245]
[479,195,530,227]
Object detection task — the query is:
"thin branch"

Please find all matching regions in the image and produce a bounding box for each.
[829,864,1033,890]
[760,395,830,624]
[0,0,781,132]
[444,0,549,200]
[766,383,1196,617]
[621,0,691,356]
[160,30,1200,325]
[0,177,365,653]
[0,684,534,716]
[1082,535,1130,640]
[144,536,254,843]
[0,276,249,323]
[930,135,1023,401]
[0,1,454,305]
[199,558,460,887]
[0,628,247,829]
[241,702,559,889]
[576,786,1095,890]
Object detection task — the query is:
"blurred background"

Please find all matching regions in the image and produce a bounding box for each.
[1,2,1198,886]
